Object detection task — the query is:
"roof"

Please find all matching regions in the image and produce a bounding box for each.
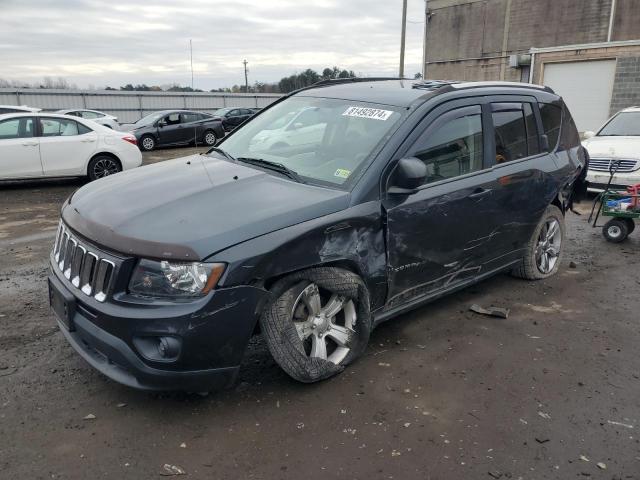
[294,78,554,107]
[0,105,41,112]
[621,106,640,113]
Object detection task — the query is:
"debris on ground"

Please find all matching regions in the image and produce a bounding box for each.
[161,464,186,476]
[378,362,391,367]
[117,403,127,408]
[179,443,186,448]
[535,437,550,444]
[537,411,551,419]
[596,462,606,470]
[83,414,96,420]
[607,419,634,429]
[579,455,590,462]
[469,304,510,319]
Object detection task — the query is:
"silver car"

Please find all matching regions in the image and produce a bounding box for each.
[56,109,120,130]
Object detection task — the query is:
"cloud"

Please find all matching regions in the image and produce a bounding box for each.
[0,0,426,89]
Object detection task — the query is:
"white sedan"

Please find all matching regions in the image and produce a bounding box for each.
[55,109,120,130]
[0,113,142,181]
[583,107,640,191]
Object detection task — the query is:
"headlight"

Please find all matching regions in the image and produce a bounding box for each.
[129,259,225,299]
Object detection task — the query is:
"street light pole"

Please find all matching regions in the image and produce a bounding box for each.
[422,0,429,79]
[399,0,407,78]
[243,59,249,93]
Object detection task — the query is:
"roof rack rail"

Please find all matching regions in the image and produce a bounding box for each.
[311,77,409,87]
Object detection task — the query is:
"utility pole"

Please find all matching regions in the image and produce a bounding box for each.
[243,59,249,93]
[399,0,408,78]
[422,0,429,79]
[189,39,194,89]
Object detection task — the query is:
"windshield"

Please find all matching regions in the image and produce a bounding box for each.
[215,96,403,187]
[135,113,164,126]
[599,112,640,136]
[214,108,233,116]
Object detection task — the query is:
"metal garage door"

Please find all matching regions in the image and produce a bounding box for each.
[542,59,616,133]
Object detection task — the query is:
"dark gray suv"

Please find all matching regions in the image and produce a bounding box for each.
[48,79,587,391]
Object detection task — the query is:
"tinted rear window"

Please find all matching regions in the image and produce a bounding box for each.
[538,103,562,151]
[559,106,580,151]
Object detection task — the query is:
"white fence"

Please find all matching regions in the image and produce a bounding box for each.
[0,88,282,123]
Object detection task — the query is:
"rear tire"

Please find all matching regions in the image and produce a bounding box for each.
[512,205,565,280]
[603,218,629,243]
[87,155,122,181]
[259,267,371,383]
[203,130,217,146]
[140,135,155,151]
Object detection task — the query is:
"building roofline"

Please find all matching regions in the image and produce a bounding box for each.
[529,39,640,54]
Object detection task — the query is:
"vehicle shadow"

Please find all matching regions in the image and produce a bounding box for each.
[0,176,88,191]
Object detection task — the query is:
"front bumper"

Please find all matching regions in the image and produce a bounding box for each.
[49,263,268,392]
[586,170,640,192]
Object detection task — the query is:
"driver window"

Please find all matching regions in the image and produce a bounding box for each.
[412,107,484,185]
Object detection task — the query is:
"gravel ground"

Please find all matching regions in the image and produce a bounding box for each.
[1,147,639,479]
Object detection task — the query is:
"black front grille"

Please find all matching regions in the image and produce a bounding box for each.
[52,222,115,302]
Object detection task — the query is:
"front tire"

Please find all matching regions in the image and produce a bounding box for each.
[259,267,371,383]
[512,205,565,280]
[603,218,629,243]
[140,135,155,151]
[87,155,122,181]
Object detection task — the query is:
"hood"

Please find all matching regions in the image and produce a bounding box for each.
[63,155,350,261]
[582,136,640,159]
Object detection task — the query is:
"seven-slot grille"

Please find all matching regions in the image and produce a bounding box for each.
[588,158,639,173]
[52,222,115,302]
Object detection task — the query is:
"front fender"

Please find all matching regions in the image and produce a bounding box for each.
[206,201,388,310]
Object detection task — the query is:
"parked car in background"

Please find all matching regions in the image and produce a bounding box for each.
[48,79,586,392]
[583,107,640,191]
[56,109,120,130]
[0,105,42,114]
[212,107,256,132]
[0,113,141,181]
[122,110,225,151]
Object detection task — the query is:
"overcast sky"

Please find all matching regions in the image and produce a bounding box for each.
[0,0,427,90]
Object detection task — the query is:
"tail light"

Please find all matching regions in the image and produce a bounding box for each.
[122,134,137,146]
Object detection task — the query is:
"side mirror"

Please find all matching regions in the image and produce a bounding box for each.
[583,130,596,139]
[389,157,427,194]
[157,121,165,128]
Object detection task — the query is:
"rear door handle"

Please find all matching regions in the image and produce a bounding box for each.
[469,187,492,199]
[81,138,95,143]
[22,141,38,146]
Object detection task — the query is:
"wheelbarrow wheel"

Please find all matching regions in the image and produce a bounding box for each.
[603,218,629,243]
[623,217,635,234]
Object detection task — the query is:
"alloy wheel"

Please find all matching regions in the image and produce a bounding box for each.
[205,132,216,145]
[291,283,356,365]
[535,218,562,274]
[142,137,155,150]
[92,158,120,178]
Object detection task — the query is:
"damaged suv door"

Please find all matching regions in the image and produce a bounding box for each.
[384,102,503,306]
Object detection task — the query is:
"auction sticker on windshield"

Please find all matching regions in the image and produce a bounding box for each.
[343,106,393,121]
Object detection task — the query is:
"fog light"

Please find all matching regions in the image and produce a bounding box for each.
[133,335,181,362]
[158,337,180,359]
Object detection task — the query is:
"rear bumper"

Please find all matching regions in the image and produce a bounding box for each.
[49,265,268,392]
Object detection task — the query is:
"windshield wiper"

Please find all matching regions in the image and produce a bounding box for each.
[206,146,236,162]
[236,157,305,183]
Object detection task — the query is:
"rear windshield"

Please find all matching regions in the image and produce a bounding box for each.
[599,112,640,136]
[216,96,404,188]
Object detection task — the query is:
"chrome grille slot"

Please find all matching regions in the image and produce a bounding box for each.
[51,222,116,303]
[588,158,639,173]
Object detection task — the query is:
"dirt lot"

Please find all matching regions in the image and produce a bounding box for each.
[1,148,639,479]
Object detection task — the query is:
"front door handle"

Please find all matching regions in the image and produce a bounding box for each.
[469,187,492,199]
[22,141,38,146]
